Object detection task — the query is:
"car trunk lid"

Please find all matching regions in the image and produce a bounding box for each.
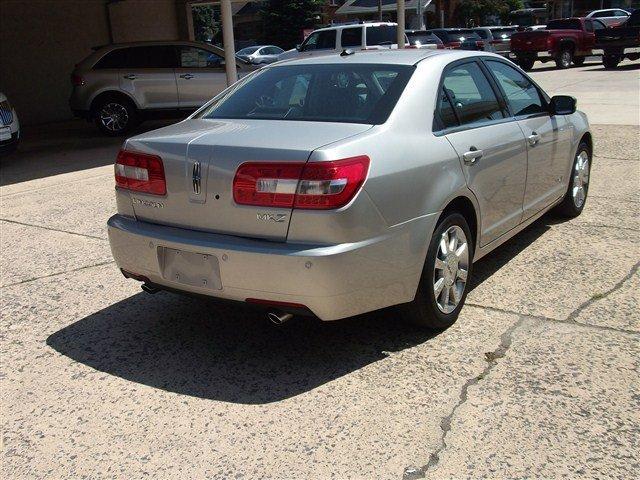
[511,30,551,51]
[124,118,372,241]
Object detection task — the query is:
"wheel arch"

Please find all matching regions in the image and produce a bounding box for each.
[89,90,139,118]
[580,131,593,156]
[438,194,480,256]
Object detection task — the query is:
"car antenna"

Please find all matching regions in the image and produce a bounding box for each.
[340,49,355,57]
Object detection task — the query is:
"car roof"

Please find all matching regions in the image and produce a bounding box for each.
[310,22,397,33]
[271,49,501,67]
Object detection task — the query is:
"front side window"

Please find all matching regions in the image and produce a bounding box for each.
[485,61,546,117]
[196,63,414,124]
[301,30,336,51]
[341,27,363,47]
[585,20,594,32]
[439,62,504,128]
[180,47,222,68]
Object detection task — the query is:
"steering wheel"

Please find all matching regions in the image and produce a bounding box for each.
[255,95,275,108]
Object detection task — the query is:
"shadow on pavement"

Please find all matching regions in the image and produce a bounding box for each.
[47,213,558,404]
[0,119,175,186]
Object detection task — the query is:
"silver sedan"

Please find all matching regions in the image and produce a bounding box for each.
[108,50,592,329]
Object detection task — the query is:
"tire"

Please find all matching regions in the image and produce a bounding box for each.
[402,213,474,330]
[555,47,573,69]
[93,96,138,136]
[553,141,591,218]
[517,57,535,71]
[572,56,585,66]
[602,54,621,69]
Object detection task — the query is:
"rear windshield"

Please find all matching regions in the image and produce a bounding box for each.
[238,46,261,55]
[490,28,516,38]
[406,32,439,44]
[546,19,583,30]
[442,30,481,41]
[196,64,414,125]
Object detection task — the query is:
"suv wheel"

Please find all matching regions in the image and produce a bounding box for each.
[94,97,138,136]
[556,48,573,69]
[517,57,535,71]
[402,213,474,330]
[603,54,621,69]
[553,141,591,218]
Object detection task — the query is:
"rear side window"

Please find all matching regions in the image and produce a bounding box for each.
[196,63,414,125]
[485,61,546,116]
[439,62,504,128]
[341,27,363,47]
[123,46,177,68]
[366,25,397,46]
[94,49,127,69]
[179,47,223,68]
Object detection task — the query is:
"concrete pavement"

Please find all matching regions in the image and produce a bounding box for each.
[1,60,639,479]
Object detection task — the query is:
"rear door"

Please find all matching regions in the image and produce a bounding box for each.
[175,46,228,109]
[484,59,572,219]
[437,60,528,246]
[298,30,337,57]
[119,46,179,109]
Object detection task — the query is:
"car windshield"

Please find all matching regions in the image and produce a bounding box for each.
[196,64,414,124]
[406,32,438,44]
[445,30,481,41]
[238,46,261,55]
[547,19,582,30]
[490,28,516,38]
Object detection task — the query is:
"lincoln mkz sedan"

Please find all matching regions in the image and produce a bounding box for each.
[107,49,592,329]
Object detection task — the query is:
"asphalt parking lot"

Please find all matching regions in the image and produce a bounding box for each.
[1,59,639,479]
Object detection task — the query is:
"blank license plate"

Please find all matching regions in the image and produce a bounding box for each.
[160,247,222,290]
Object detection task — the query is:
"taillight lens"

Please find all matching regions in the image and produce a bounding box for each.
[233,156,370,210]
[436,43,445,49]
[446,41,461,49]
[71,73,85,86]
[476,41,485,48]
[115,149,166,195]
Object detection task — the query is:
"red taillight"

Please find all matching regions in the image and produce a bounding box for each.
[476,41,485,48]
[71,73,85,86]
[436,43,445,49]
[233,156,370,210]
[446,41,461,49]
[115,149,166,195]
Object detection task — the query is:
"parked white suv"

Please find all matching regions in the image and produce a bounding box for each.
[0,92,20,155]
[278,22,409,61]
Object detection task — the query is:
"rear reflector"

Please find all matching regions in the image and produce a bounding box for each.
[233,156,370,210]
[71,73,85,86]
[115,149,166,195]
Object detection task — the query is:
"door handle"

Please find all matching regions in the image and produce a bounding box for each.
[123,74,137,80]
[462,147,483,164]
[528,132,541,146]
[180,74,194,80]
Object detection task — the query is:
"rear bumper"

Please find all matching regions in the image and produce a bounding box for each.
[107,214,436,321]
[592,46,640,56]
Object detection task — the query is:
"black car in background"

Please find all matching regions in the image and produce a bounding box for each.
[595,9,640,68]
[426,28,485,50]
[405,30,444,49]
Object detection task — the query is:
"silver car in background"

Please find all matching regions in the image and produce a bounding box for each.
[0,92,20,155]
[69,41,256,136]
[473,26,517,56]
[237,45,285,64]
[108,50,592,329]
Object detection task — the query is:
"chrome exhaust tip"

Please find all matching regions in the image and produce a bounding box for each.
[267,311,293,326]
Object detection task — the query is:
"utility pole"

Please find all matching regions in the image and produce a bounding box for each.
[396,0,405,48]
[378,0,382,21]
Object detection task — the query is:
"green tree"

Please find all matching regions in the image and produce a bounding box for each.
[260,0,324,50]
[192,4,220,43]
[456,0,524,26]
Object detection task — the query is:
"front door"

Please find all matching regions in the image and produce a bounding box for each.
[175,46,229,109]
[483,59,572,219]
[118,45,179,109]
[438,61,528,247]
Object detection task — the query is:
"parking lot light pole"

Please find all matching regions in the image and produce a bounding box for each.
[396,0,405,48]
[220,0,237,85]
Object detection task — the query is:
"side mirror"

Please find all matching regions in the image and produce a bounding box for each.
[295,44,302,52]
[549,95,577,115]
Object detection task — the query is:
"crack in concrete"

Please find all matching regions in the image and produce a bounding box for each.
[402,317,526,479]
[566,260,640,324]
[0,260,115,289]
[0,218,107,241]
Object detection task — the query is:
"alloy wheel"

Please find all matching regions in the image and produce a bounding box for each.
[433,225,469,314]
[99,103,129,132]
[572,150,590,208]
[560,51,572,68]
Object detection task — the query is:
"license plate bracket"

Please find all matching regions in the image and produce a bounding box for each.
[159,247,222,290]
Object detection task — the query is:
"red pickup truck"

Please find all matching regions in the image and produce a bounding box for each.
[510,18,605,70]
